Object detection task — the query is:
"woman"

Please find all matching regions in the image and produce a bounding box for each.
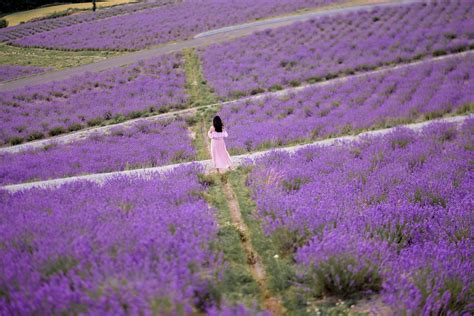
[208,115,232,172]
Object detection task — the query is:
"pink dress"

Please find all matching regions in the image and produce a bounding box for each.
[208,129,232,169]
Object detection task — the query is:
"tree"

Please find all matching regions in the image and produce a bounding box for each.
[0,19,8,28]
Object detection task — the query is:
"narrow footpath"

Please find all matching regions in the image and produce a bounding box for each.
[202,122,285,315]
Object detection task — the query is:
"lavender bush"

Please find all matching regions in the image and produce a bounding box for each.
[0,166,224,314]
[0,118,195,185]
[0,64,50,82]
[10,0,343,51]
[201,0,474,98]
[219,55,474,153]
[247,119,474,313]
[0,0,177,43]
[0,53,187,146]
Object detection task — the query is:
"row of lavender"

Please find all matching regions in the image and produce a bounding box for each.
[2,55,472,185]
[2,1,471,147]
[201,0,474,98]
[10,0,343,51]
[0,0,178,43]
[220,54,474,153]
[0,53,187,146]
[0,166,261,315]
[0,64,50,82]
[247,120,474,314]
[0,118,195,185]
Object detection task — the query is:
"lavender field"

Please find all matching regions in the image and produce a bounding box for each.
[0,119,194,185]
[220,54,474,153]
[8,0,343,51]
[0,0,177,43]
[201,0,474,98]
[0,54,187,146]
[1,0,473,314]
[0,167,225,314]
[247,120,474,314]
[0,64,50,82]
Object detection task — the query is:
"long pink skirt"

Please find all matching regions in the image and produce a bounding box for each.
[211,138,232,169]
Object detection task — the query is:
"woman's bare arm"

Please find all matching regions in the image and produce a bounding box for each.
[207,126,215,138]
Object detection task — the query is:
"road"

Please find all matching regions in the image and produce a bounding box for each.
[0,0,419,92]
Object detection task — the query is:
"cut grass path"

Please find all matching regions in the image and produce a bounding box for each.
[183,48,217,107]
[222,176,286,315]
[2,114,471,193]
[200,172,263,309]
[201,117,286,315]
[0,0,419,92]
[2,50,471,154]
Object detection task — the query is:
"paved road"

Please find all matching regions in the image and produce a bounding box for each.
[2,114,470,193]
[1,50,470,154]
[0,0,419,92]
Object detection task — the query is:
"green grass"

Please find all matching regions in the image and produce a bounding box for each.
[199,172,262,308]
[228,167,361,315]
[190,106,219,160]
[183,48,218,107]
[0,43,121,69]
[4,0,137,26]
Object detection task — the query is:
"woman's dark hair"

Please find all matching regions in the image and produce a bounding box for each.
[213,115,223,132]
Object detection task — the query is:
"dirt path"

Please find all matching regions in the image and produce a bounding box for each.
[202,123,285,315]
[0,0,419,92]
[222,182,286,315]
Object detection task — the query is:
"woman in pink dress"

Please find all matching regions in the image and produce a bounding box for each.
[208,115,232,172]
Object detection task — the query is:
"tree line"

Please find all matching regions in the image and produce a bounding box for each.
[1,1,93,14]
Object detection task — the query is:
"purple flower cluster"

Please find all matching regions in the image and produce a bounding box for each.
[219,55,474,153]
[0,0,177,44]
[201,0,474,98]
[247,120,474,313]
[0,118,195,185]
[0,166,223,314]
[0,64,50,82]
[0,53,188,146]
[10,0,343,50]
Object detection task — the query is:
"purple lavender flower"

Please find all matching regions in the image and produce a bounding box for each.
[201,0,474,98]
[0,53,188,145]
[6,0,346,50]
[0,166,224,314]
[218,55,473,153]
[247,119,474,312]
[0,0,177,43]
[0,118,195,185]
[0,65,50,82]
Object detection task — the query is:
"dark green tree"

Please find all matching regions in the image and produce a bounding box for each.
[1,1,91,14]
